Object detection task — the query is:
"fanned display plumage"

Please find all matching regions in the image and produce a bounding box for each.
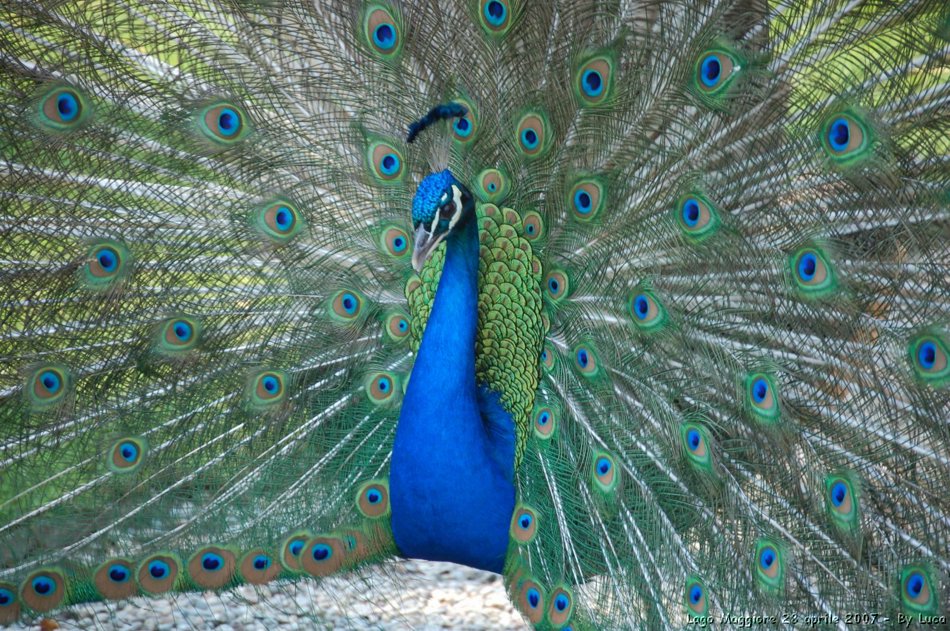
[1,0,949,628]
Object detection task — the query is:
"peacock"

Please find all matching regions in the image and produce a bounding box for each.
[1,0,948,628]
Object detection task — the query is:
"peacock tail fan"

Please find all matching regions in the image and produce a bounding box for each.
[1,0,948,629]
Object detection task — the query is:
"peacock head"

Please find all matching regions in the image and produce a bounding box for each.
[411,169,474,272]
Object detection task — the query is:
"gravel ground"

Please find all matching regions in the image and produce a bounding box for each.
[10,560,528,630]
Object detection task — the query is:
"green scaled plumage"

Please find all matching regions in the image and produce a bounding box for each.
[1,0,949,629]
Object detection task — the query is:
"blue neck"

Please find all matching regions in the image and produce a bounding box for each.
[390,216,515,573]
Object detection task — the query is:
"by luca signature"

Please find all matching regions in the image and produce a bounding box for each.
[686,612,946,627]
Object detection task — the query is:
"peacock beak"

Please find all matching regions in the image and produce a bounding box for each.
[411,224,444,273]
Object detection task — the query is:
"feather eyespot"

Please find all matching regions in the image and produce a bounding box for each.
[479,0,511,34]
[0,584,18,625]
[280,531,312,572]
[695,51,737,93]
[544,270,569,304]
[384,311,411,342]
[367,141,405,183]
[247,370,287,407]
[188,547,236,590]
[592,451,618,493]
[824,474,859,530]
[533,406,555,438]
[510,506,537,543]
[157,316,201,354]
[366,371,399,405]
[680,423,713,473]
[822,114,869,163]
[451,98,478,143]
[521,211,544,241]
[356,480,390,518]
[365,6,401,57]
[745,373,780,422]
[753,540,784,592]
[109,437,147,473]
[474,167,509,202]
[515,580,545,624]
[900,566,936,614]
[83,241,130,288]
[684,578,708,616]
[788,245,836,297]
[576,56,614,105]
[908,333,948,385]
[540,342,556,372]
[676,194,720,242]
[629,290,667,331]
[93,560,137,600]
[569,178,605,221]
[516,112,548,157]
[380,226,410,258]
[546,585,573,626]
[27,365,69,409]
[35,86,91,131]
[330,289,365,322]
[573,343,601,378]
[20,570,65,613]
[301,536,344,577]
[198,103,251,145]
[254,199,304,243]
[239,550,281,585]
[137,554,179,594]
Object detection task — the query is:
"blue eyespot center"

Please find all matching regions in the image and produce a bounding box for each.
[577,349,589,368]
[687,429,701,451]
[377,377,390,392]
[830,481,847,507]
[381,154,399,175]
[538,412,549,425]
[97,248,118,272]
[217,108,238,136]
[0,588,12,605]
[700,55,721,87]
[148,560,169,579]
[57,93,78,120]
[262,375,279,394]
[485,0,506,25]
[525,223,534,233]
[682,199,700,227]
[367,489,382,504]
[521,128,539,149]
[313,544,331,561]
[555,594,569,611]
[548,278,559,293]
[454,117,471,137]
[108,565,130,583]
[488,181,497,191]
[519,514,532,529]
[119,441,138,462]
[393,236,405,250]
[398,319,408,331]
[582,69,604,97]
[596,457,611,475]
[634,295,649,319]
[690,584,703,604]
[275,207,292,229]
[31,577,54,596]
[798,252,818,281]
[173,322,192,341]
[40,370,61,393]
[289,540,304,556]
[752,378,769,404]
[253,555,270,570]
[341,293,358,314]
[918,341,937,369]
[373,23,395,50]
[526,588,540,608]
[829,118,850,151]
[574,190,592,213]
[202,553,223,571]
[907,572,924,597]
[760,548,775,569]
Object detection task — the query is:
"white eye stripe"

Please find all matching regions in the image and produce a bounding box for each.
[447,185,463,230]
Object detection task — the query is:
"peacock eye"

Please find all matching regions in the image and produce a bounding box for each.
[439,203,455,218]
